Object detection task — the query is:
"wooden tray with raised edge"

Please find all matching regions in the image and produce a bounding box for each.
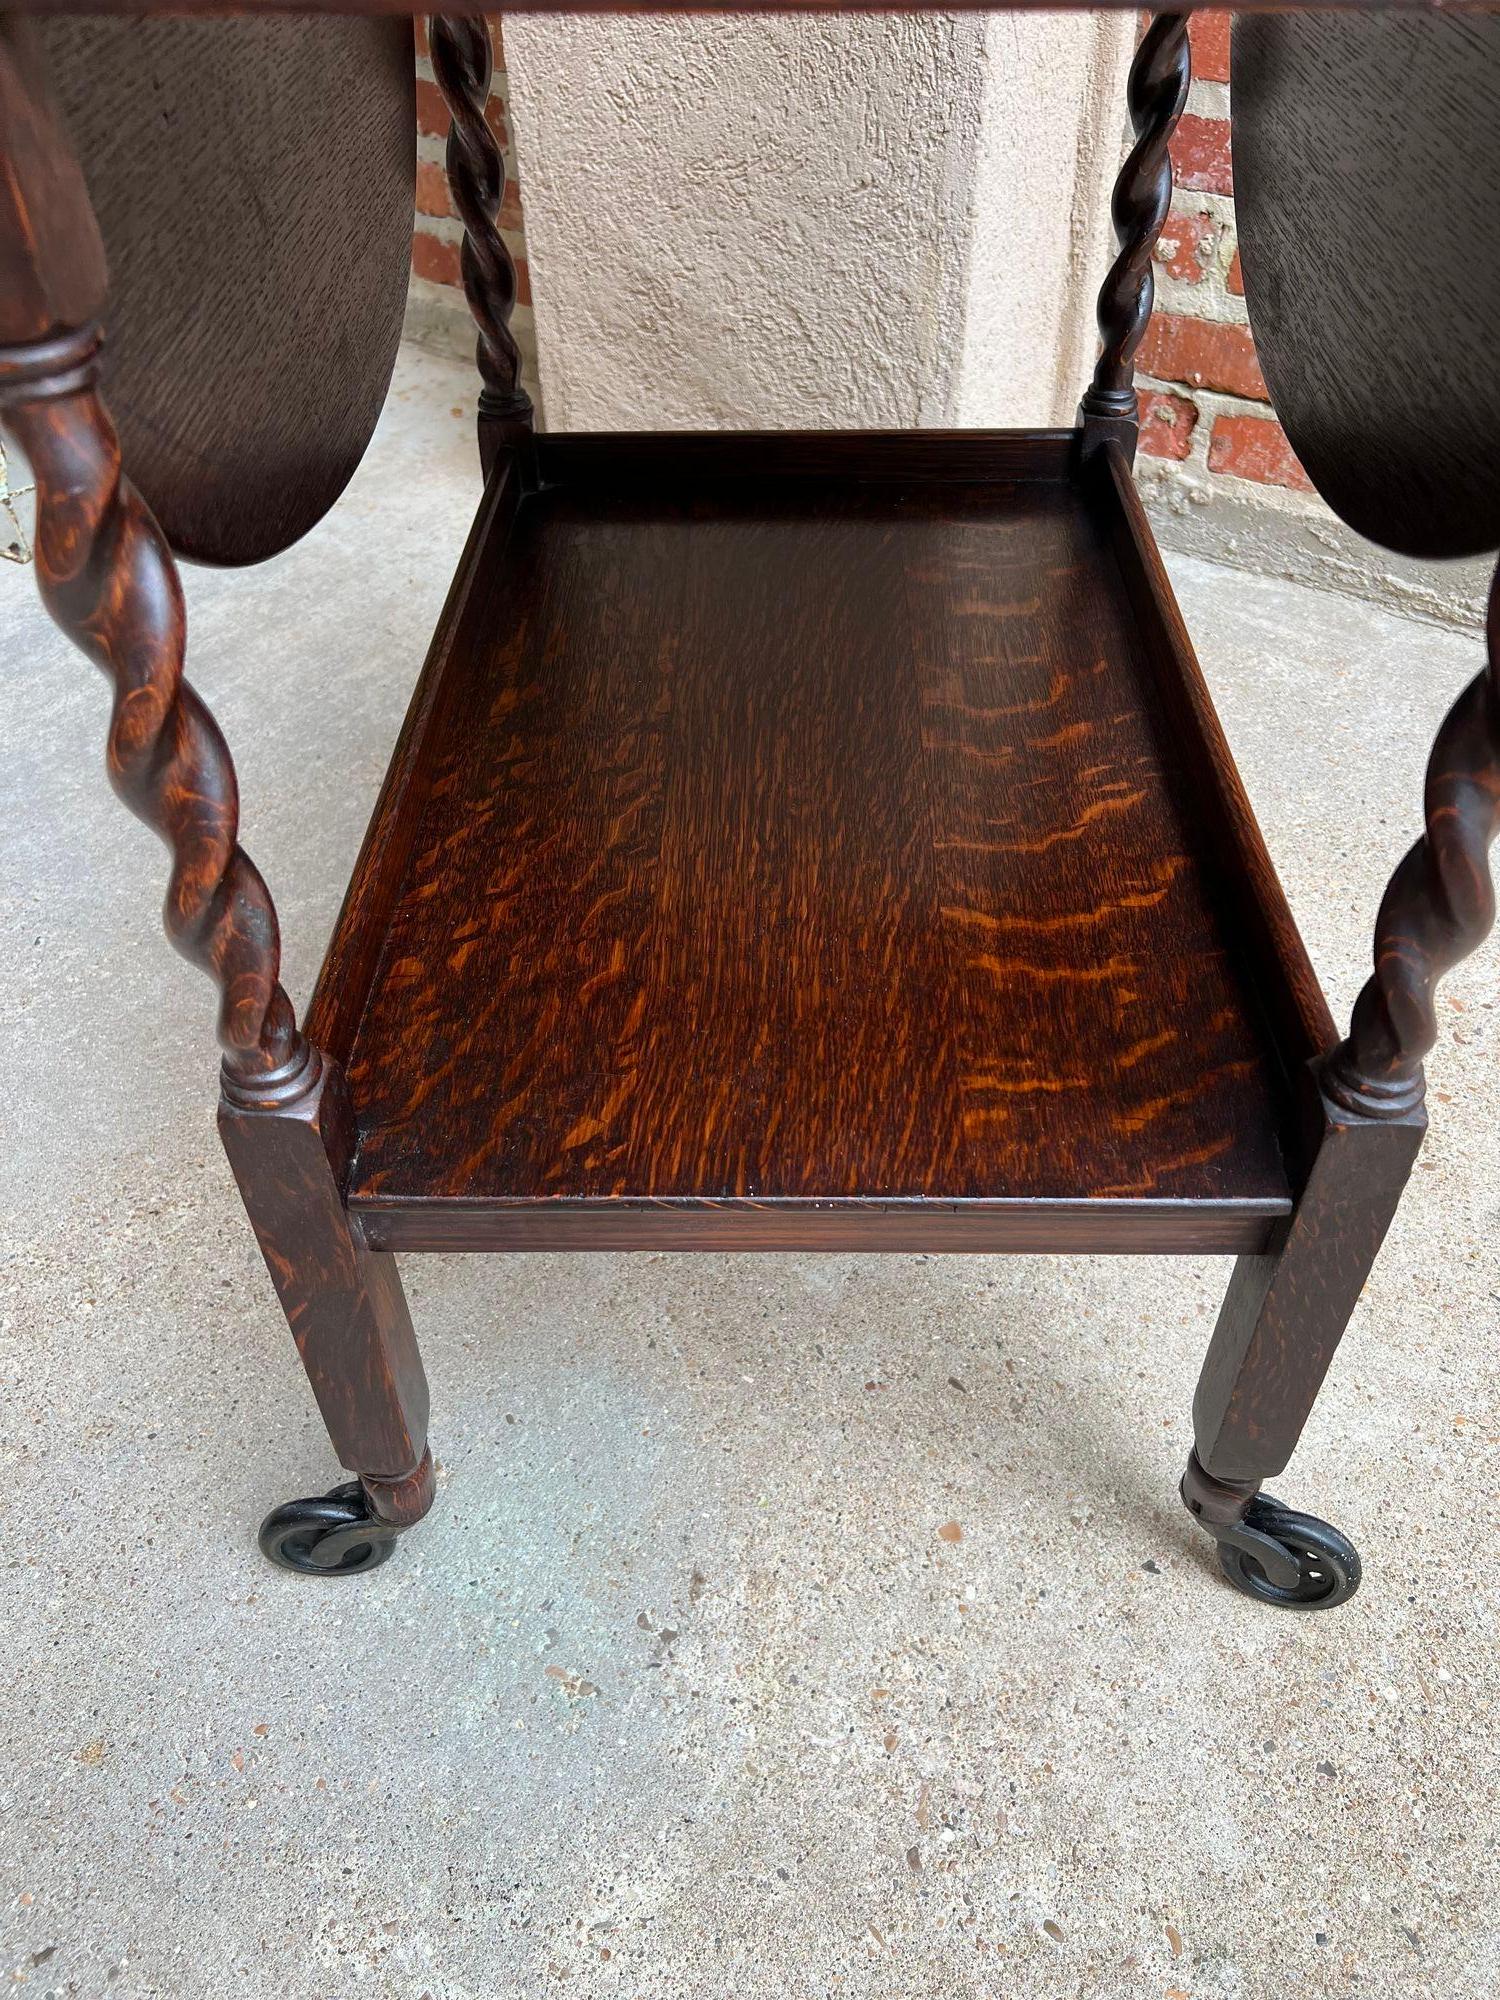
[304,429,1334,1257]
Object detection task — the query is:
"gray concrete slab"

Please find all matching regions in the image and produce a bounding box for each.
[1,346,1497,2000]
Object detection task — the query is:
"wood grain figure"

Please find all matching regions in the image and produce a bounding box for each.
[335,432,1306,1256]
[1232,11,1500,557]
[34,14,414,566]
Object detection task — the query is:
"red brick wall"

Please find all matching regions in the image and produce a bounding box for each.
[1134,11,1312,496]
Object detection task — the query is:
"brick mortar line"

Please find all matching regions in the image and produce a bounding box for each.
[1139,373,1315,500]
[1155,193,1244,325]
[1171,188,1235,223]
[1142,453,1320,518]
[1184,77,1230,122]
[1153,272,1247,330]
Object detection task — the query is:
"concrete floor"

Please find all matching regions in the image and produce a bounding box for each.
[2,346,1497,1999]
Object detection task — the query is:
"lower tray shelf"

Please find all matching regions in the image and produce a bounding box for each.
[309,429,1331,1254]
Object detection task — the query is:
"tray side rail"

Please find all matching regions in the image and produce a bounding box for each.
[1092,446,1338,1114]
[305,456,526,1064]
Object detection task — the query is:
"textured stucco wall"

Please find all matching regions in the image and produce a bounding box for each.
[504,14,1132,432]
[952,13,1132,426]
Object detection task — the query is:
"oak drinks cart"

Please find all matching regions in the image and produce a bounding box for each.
[4,4,1496,1607]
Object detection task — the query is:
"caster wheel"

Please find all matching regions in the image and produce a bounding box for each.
[1215,1493,1361,1611]
[258,1480,398,1576]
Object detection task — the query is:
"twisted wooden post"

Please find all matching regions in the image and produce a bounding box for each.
[0,14,308,1104]
[0,330,308,1101]
[1322,561,1500,1119]
[1,17,434,1567]
[429,15,533,475]
[1080,13,1191,460]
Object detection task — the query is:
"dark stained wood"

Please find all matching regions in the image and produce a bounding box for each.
[1237,18,1500,1124]
[1095,449,1337,1097]
[305,456,526,1066]
[34,14,414,566]
[1232,12,1500,558]
[536,430,1076,485]
[2,20,433,1542]
[1199,3,1500,1567]
[0,21,299,1087]
[359,1199,1280,1256]
[0,15,106,344]
[1324,560,1500,1117]
[320,435,1303,1250]
[4,331,301,1082]
[9,0,1464,1589]
[219,1053,434,1521]
[1192,1082,1424,1485]
[429,15,532,476]
[1080,13,1190,460]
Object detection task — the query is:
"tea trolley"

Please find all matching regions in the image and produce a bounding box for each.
[4,2,1496,1607]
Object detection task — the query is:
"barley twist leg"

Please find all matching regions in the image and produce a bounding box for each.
[1323,561,1500,1118]
[0,324,305,1095]
[429,15,533,471]
[1080,13,1191,458]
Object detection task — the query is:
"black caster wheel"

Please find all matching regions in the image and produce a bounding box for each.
[258,1480,398,1576]
[1214,1493,1361,1611]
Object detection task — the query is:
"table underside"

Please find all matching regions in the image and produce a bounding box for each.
[307,431,1323,1255]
